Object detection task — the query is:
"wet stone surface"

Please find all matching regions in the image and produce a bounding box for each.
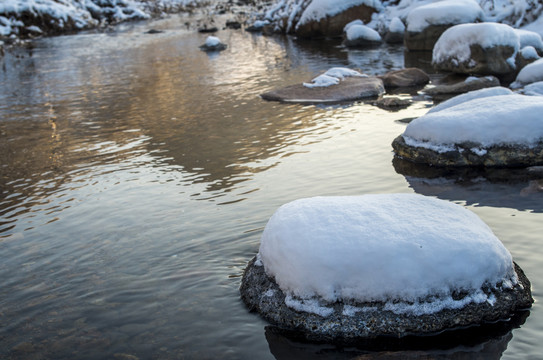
[240,257,533,341]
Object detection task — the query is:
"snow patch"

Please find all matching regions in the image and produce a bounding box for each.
[297,0,383,28]
[428,87,514,114]
[284,295,334,317]
[345,23,381,42]
[303,67,366,88]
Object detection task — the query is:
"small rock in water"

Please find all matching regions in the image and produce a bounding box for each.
[199,36,227,51]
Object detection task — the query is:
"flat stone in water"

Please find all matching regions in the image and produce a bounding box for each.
[240,257,532,341]
[392,135,543,167]
[260,77,385,104]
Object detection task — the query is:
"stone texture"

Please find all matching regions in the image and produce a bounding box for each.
[261,76,385,104]
[374,97,411,110]
[423,76,500,97]
[240,257,533,341]
[392,135,543,167]
[404,24,453,51]
[295,4,378,38]
[379,68,430,88]
[434,44,518,75]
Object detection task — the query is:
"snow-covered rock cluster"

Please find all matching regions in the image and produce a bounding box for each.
[0,0,199,38]
[241,194,533,339]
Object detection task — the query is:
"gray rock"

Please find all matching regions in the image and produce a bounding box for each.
[379,68,430,89]
[240,257,532,341]
[374,97,411,110]
[392,135,543,167]
[261,76,385,104]
[424,76,500,97]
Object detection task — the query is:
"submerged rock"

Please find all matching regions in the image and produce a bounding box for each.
[241,194,532,340]
[261,75,384,104]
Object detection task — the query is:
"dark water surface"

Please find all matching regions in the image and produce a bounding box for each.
[1,15,542,360]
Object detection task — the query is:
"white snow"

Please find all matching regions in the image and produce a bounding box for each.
[303,74,340,88]
[344,19,364,32]
[323,67,366,79]
[405,0,484,33]
[204,36,221,47]
[345,23,382,42]
[259,194,517,313]
[403,94,543,150]
[512,57,543,87]
[303,67,366,88]
[520,81,543,95]
[427,87,513,114]
[297,0,383,28]
[516,29,543,53]
[388,16,404,33]
[432,22,520,69]
[521,45,540,60]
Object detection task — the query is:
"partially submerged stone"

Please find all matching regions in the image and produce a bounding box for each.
[424,76,500,97]
[199,36,227,51]
[343,23,382,47]
[392,94,543,167]
[241,194,532,340]
[261,76,384,104]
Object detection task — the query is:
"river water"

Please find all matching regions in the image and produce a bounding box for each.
[0,14,542,360]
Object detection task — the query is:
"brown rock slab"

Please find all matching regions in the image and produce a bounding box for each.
[424,76,500,96]
[379,68,430,88]
[261,76,385,104]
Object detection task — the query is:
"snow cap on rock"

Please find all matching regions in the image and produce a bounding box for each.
[259,194,516,306]
[406,0,484,32]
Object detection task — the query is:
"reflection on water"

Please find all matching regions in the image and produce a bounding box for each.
[266,312,530,360]
[0,13,542,360]
[393,157,543,212]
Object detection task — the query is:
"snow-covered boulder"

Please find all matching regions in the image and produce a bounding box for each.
[261,67,384,103]
[404,0,484,51]
[265,0,382,38]
[432,23,519,76]
[240,194,532,340]
[384,16,404,44]
[342,23,382,47]
[392,94,543,167]
[379,68,429,89]
[511,58,543,88]
[199,36,227,51]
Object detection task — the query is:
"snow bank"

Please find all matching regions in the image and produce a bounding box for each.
[428,86,513,114]
[405,0,484,33]
[403,94,543,150]
[297,0,383,27]
[521,45,540,60]
[433,22,519,68]
[388,16,404,33]
[259,194,516,307]
[520,81,543,95]
[512,57,543,87]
